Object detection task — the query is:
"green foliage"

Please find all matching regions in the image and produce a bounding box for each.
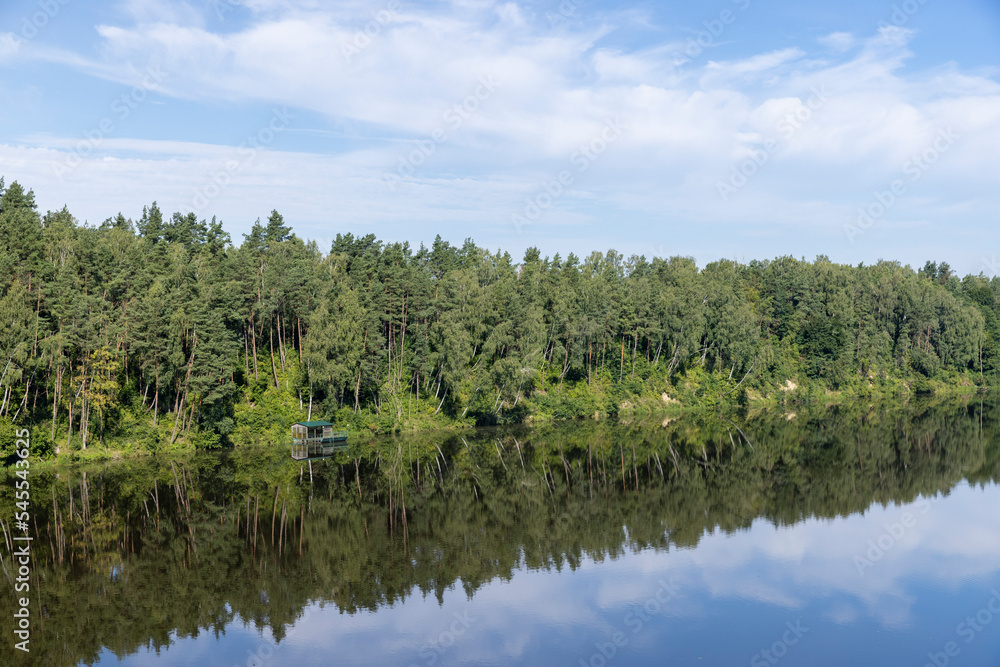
[0,417,22,459]
[232,377,304,447]
[1,177,999,459]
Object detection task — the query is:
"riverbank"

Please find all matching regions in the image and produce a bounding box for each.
[11,364,991,467]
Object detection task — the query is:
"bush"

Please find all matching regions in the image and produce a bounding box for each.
[910,348,942,377]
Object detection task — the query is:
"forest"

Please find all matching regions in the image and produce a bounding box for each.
[0,176,997,455]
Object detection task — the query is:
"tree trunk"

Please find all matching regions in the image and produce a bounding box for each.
[269,314,279,388]
[80,396,88,450]
[587,342,592,386]
[67,399,73,450]
[249,312,259,380]
[399,295,408,394]
[244,324,250,379]
[631,328,638,379]
[170,333,198,445]
[297,317,304,368]
[277,312,287,372]
[619,334,625,381]
[170,394,184,445]
[354,324,369,412]
[50,365,61,442]
[354,370,362,413]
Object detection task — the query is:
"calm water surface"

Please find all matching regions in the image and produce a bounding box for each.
[3,399,1000,666]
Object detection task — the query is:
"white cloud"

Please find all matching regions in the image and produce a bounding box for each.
[0,33,23,60]
[704,47,805,77]
[494,1,526,27]
[3,1,999,269]
[135,482,1000,665]
[818,31,855,52]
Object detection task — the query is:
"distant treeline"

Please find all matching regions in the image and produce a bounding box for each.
[0,177,997,452]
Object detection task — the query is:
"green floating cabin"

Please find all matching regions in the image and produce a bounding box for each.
[290,421,348,460]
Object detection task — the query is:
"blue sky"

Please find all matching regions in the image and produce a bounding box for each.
[1,0,999,272]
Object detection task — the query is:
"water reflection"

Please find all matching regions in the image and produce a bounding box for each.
[2,396,999,665]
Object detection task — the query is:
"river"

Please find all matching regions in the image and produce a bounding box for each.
[2,397,999,666]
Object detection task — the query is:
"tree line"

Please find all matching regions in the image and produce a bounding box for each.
[0,177,997,451]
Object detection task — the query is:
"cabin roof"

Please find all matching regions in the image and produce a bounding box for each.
[294,421,334,427]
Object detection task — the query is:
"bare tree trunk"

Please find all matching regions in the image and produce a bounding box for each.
[355,323,370,412]
[80,395,88,450]
[50,366,61,442]
[631,329,638,379]
[249,312,259,380]
[170,394,184,445]
[297,317,304,369]
[66,399,73,450]
[354,370,362,413]
[170,335,197,445]
[277,312,287,372]
[269,315,279,388]
[244,324,250,379]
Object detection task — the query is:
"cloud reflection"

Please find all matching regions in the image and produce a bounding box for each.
[194,482,1000,666]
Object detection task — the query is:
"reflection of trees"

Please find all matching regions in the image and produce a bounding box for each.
[1,395,998,665]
